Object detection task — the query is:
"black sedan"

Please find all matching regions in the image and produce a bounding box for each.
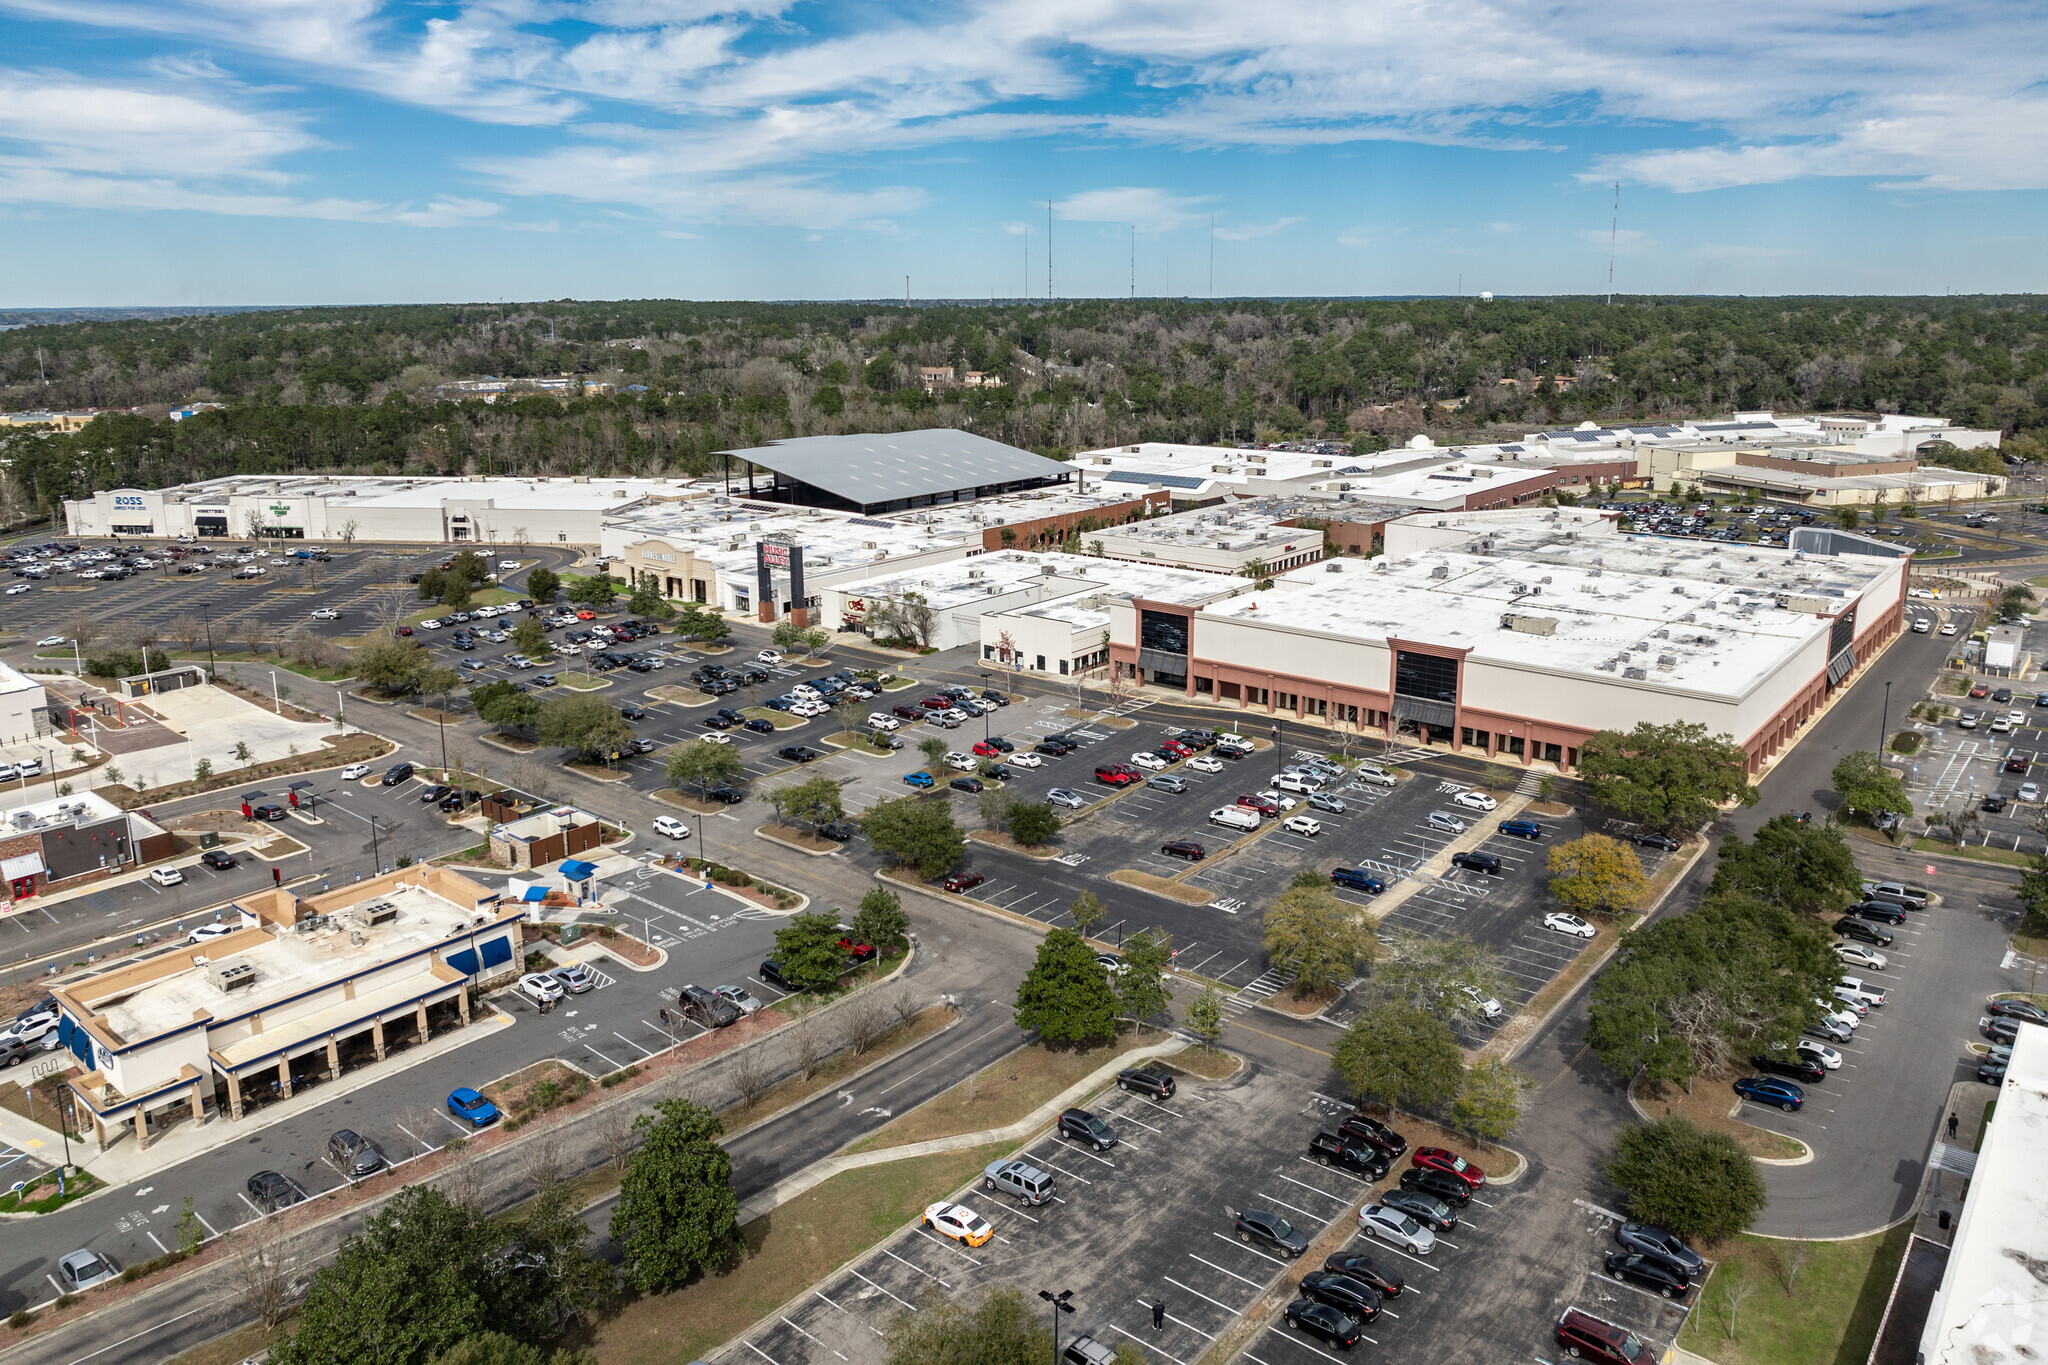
[1117,1066,1175,1098]
[618,703,647,721]
[703,786,746,804]
[1297,1271,1382,1324]
[200,849,237,870]
[1605,1250,1691,1299]
[419,784,453,804]
[1321,1252,1404,1298]
[1750,1053,1826,1084]
[1988,998,2048,1024]
[1633,832,1681,851]
[1614,1222,1703,1275]
[247,1170,305,1213]
[743,717,776,734]
[1380,1188,1456,1233]
[1397,1166,1472,1206]
[702,714,736,729]
[1282,1300,1362,1350]
[949,776,984,794]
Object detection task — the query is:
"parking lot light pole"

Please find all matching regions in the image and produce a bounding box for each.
[1881,679,1893,756]
[1038,1289,1073,1365]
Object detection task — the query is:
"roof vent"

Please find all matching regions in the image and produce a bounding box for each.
[1431,565,1450,579]
[1623,666,1648,680]
[1657,655,1677,669]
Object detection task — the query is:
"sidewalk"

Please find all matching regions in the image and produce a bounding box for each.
[732,1036,1185,1223]
[0,1011,513,1190]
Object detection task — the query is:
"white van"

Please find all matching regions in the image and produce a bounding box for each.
[1209,806,1260,831]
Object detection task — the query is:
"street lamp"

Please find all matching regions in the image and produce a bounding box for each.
[1881,679,1893,757]
[368,814,384,875]
[980,671,992,742]
[1038,1289,1073,1365]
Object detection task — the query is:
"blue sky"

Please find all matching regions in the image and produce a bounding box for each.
[3,0,2045,305]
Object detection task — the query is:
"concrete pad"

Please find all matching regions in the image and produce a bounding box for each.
[137,683,342,774]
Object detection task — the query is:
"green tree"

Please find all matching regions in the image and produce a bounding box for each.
[1709,815,1863,916]
[354,635,439,697]
[524,567,561,606]
[1833,505,1861,530]
[1546,834,1649,916]
[1579,720,1758,833]
[489,1183,615,1339]
[270,1187,499,1365]
[1262,871,1376,996]
[418,565,446,601]
[769,774,844,830]
[1366,930,1514,1026]
[537,695,636,762]
[1013,927,1119,1047]
[1065,890,1107,938]
[1449,1057,1533,1143]
[470,681,541,735]
[664,738,744,794]
[1333,1002,1464,1111]
[234,740,254,766]
[851,887,908,950]
[627,572,674,620]
[1608,1117,1768,1241]
[674,602,732,643]
[771,618,806,651]
[609,1099,739,1293]
[917,735,949,772]
[1184,981,1226,1051]
[1007,801,1060,847]
[771,910,853,990]
[2019,851,2048,937]
[975,784,1017,829]
[860,793,966,879]
[565,574,621,609]
[1114,928,1173,1022]
[429,1335,594,1365]
[1830,751,1911,823]
[881,1285,1056,1365]
[510,617,549,659]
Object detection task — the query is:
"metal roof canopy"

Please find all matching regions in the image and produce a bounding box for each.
[716,430,1073,511]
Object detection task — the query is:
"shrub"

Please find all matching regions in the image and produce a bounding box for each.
[8,1308,34,1330]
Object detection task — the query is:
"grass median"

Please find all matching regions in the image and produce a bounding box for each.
[1678,1223,1911,1365]
[844,1026,1168,1154]
[575,1141,1014,1365]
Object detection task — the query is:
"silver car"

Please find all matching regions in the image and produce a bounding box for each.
[551,963,597,994]
[1047,788,1086,810]
[714,984,762,1016]
[58,1250,118,1292]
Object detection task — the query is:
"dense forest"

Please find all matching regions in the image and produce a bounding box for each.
[2,294,2045,525]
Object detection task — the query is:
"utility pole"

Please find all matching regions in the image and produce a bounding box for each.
[200,602,217,673]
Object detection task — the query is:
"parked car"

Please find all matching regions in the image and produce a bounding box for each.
[327,1129,388,1178]
[1632,832,1681,851]
[381,762,416,786]
[340,762,372,780]
[1381,1187,1457,1233]
[1236,1207,1311,1258]
[1750,1053,1826,1084]
[1358,1204,1435,1255]
[148,865,185,887]
[1398,1165,1473,1206]
[1411,1146,1485,1187]
[520,973,566,1005]
[1047,788,1086,810]
[948,776,984,794]
[983,1158,1056,1206]
[1544,912,1597,938]
[1338,1112,1407,1156]
[1117,1066,1176,1098]
[200,849,236,870]
[1331,867,1387,895]
[447,1087,500,1127]
[1160,840,1207,861]
[1309,1131,1391,1179]
[1426,811,1467,833]
[552,963,598,994]
[1988,998,2048,1024]
[1322,1252,1404,1298]
[1733,1075,1805,1111]
[759,959,795,990]
[1497,818,1542,839]
[56,1250,119,1292]
[1452,789,1498,811]
[1555,1307,1650,1365]
[902,771,936,788]
[679,983,740,1028]
[1834,915,1893,946]
[1614,1222,1703,1275]
[943,871,987,893]
[1058,1107,1117,1150]
[713,984,761,1016]
[1283,1297,1365,1350]
[1450,851,1502,874]
[1605,1251,1691,1299]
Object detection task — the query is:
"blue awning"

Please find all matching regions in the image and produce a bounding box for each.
[559,859,597,881]
[520,886,549,902]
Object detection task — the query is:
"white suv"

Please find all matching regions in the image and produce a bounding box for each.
[944,752,976,772]
[867,713,901,731]
[651,815,691,840]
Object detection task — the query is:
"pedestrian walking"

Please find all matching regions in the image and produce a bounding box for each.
[1948,1111,1960,1140]
[1153,1300,1166,1332]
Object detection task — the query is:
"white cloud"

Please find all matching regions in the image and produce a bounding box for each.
[1213,216,1301,241]
[658,227,700,238]
[1053,187,1209,233]
[1337,226,1381,249]
[1000,220,1030,235]
[1486,221,1520,233]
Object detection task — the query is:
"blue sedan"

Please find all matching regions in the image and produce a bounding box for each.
[1330,867,1387,895]
[1732,1076,1804,1112]
[902,771,936,789]
[447,1087,500,1127]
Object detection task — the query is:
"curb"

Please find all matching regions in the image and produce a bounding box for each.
[753,827,838,859]
[1624,1078,1815,1166]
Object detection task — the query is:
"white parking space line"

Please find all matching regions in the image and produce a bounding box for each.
[1255,1192,1320,1220]
[1211,1231,1288,1267]
[1275,1173,1353,1202]
[1162,1274,1242,1316]
[740,1340,782,1365]
[1298,1157,1370,1186]
[236,1191,265,1217]
[1187,1253,1267,1290]
[1354,1236,1441,1273]
[912,1227,981,1264]
[881,1245,949,1287]
[846,1267,918,1312]
[1268,1322,1373,1357]
[1027,1154,1097,1184]
[1108,1323,1193,1364]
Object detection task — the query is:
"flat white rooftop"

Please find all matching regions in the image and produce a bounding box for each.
[94,884,489,1042]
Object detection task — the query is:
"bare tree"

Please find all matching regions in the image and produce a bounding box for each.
[512,526,530,553]
[231,1222,293,1330]
[168,613,204,652]
[374,585,415,634]
[889,985,920,1028]
[398,1104,440,1159]
[596,1105,636,1172]
[243,618,278,658]
[1665,989,1733,1088]
[62,611,100,655]
[440,1141,486,1208]
[514,759,554,803]
[339,519,360,545]
[1778,1242,1812,1293]
[1725,1275,1758,1341]
[517,1133,563,1195]
[838,993,890,1056]
[792,1012,827,1080]
[727,1047,772,1110]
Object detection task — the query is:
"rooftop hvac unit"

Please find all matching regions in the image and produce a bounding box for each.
[1431,565,1450,579]
[985,585,1001,595]
[208,961,257,994]
[1658,566,1672,577]
[967,569,983,580]
[862,541,877,549]
[1326,561,1344,573]
[1041,565,1057,575]
[1623,666,1649,680]
[1657,655,1677,669]
[1501,613,1559,636]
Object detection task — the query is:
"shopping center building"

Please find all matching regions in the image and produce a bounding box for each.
[1103,506,1908,773]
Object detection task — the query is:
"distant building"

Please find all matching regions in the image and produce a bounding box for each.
[2,791,173,904]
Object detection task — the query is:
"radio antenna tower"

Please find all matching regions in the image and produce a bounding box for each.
[1130,225,1136,300]
[1047,200,1053,300]
[1606,182,1619,305]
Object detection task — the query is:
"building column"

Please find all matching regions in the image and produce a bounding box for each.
[227,1070,244,1120]
[189,1081,205,1124]
[276,1058,293,1100]
[416,1002,430,1044]
[133,1108,148,1149]
[325,1037,340,1082]
[372,1017,387,1061]
[456,988,471,1026]
[93,1113,108,1153]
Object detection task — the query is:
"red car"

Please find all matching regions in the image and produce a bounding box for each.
[1160,739,1193,757]
[1410,1146,1484,1188]
[1237,793,1280,816]
[395,625,414,636]
[1094,765,1138,786]
[943,872,986,894]
[972,740,1003,757]
[1970,682,1991,698]
[575,609,596,621]
[837,936,878,962]
[920,696,952,710]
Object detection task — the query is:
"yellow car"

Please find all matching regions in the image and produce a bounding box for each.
[922,1201,993,1248]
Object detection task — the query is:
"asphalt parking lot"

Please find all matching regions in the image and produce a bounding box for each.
[712,1064,1693,1365]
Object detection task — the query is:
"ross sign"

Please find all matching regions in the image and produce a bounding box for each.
[112,494,146,509]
